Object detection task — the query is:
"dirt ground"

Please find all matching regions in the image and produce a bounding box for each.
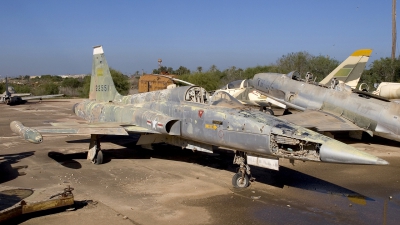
[0,99,399,225]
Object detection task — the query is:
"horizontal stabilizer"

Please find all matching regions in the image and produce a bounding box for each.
[22,94,64,101]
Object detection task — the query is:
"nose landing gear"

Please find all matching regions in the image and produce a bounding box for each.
[232,151,252,188]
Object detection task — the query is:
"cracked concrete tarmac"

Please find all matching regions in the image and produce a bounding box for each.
[0,99,399,225]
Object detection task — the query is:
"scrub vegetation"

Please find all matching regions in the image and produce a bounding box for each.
[2,51,400,96]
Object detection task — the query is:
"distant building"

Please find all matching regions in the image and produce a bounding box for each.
[29,74,87,79]
[58,74,87,79]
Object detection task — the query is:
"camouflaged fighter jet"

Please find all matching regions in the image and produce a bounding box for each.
[10,46,388,188]
[1,77,63,105]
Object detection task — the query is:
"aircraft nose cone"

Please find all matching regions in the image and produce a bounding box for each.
[376,158,389,165]
[319,140,388,165]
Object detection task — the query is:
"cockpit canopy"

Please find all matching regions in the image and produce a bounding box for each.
[285,71,301,80]
[209,90,245,108]
[184,86,209,103]
[221,80,249,90]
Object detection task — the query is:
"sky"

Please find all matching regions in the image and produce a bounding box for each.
[0,0,397,77]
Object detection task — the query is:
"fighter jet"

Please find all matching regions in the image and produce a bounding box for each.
[10,46,387,188]
[251,68,400,142]
[1,77,63,105]
[218,49,373,115]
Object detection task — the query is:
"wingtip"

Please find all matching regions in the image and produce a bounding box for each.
[351,49,373,57]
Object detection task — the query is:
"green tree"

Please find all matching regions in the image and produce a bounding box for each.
[81,75,91,97]
[274,51,339,81]
[110,68,130,95]
[360,57,400,90]
[242,65,279,79]
[180,72,221,91]
[208,65,219,73]
[81,68,130,97]
[275,51,313,75]
[62,77,83,88]
[13,85,31,93]
[307,55,339,81]
[175,66,191,75]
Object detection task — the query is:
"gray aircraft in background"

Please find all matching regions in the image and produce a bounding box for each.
[1,77,63,105]
[10,46,387,189]
[218,49,373,114]
[250,69,400,142]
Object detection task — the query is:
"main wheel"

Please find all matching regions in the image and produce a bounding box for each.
[260,107,274,115]
[94,150,103,165]
[232,172,250,188]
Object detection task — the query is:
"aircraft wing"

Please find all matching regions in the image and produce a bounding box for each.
[34,122,159,135]
[10,120,161,143]
[279,110,363,132]
[12,93,32,97]
[21,94,64,100]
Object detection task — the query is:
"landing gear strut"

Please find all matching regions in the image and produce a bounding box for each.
[88,134,103,165]
[232,151,251,188]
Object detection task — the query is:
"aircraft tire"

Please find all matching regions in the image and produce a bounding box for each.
[232,172,249,188]
[260,107,274,115]
[264,108,274,115]
[94,150,103,165]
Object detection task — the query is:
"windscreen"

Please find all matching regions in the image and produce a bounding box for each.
[209,90,245,108]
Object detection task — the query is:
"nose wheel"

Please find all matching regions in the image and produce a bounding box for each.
[232,172,250,188]
[93,149,103,165]
[232,151,252,188]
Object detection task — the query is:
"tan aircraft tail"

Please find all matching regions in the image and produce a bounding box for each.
[89,45,121,102]
[319,49,372,89]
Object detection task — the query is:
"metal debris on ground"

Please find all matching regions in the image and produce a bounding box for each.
[0,186,75,223]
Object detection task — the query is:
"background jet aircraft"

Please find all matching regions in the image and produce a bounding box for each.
[217,49,373,115]
[251,68,400,142]
[10,46,387,188]
[0,77,63,105]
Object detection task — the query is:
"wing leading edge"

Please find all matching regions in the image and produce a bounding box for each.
[280,110,364,132]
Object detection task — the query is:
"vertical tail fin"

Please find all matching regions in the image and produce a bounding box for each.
[319,49,372,89]
[90,45,120,102]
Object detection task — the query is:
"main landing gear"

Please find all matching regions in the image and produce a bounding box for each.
[232,151,252,188]
[88,134,103,165]
[259,106,274,115]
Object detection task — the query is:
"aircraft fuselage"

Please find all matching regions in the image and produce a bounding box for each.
[253,73,400,142]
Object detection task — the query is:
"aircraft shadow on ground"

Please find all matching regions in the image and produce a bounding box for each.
[0,151,34,183]
[0,189,34,211]
[58,136,371,201]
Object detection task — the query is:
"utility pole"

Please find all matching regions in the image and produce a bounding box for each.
[392,0,397,61]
